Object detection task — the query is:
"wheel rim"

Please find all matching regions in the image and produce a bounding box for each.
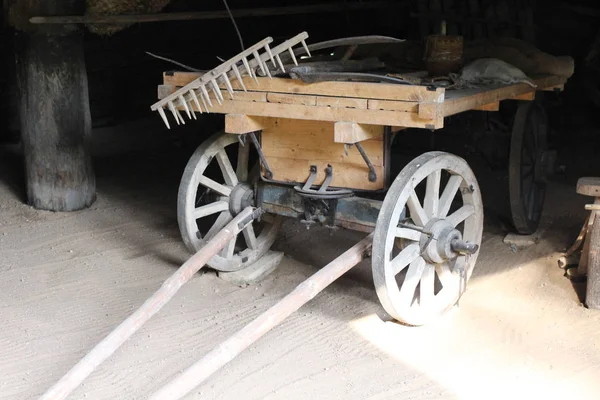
[372,152,483,326]
[177,132,281,272]
[509,102,547,235]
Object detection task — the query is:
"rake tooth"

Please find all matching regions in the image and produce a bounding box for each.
[190,90,203,114]
[179,95,191,119]
[198,90,210,112]
[221,72,235,99]
[264,43,276,68]
[187,98,197,119]
[200,85,213,108]
[175,108,185,124]
[210,79,223,104]
[288,48,298,66]
[241,57,252,75]
[253,50,267,76]
[168,101,180,125]
[231,64,247,92]
[275,54,285,73]
[301,40,311,57]
[157,107,170,129]
[242,57,258,84]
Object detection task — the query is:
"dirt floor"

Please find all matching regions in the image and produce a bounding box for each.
[1,117,600,400]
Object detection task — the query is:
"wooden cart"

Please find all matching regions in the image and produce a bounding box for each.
[158,72,566,326]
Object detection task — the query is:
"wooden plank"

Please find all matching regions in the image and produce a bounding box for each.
[542,84,564,92]
[158,84,175,99]
[260,119,384,191]
[157,84,267,103]
[512,92,535,101]
[164,71,445,102]
[267,92,316,106]
[180,97,437,129]
[367,99,418,112]
[225,115,269,134]
[334,122,384,143]
[443,75,566,117]
[474,102,500,111]
[316,96,368,109]
[265,158,384,191]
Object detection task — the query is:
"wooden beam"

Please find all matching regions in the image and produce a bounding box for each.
[512,92,535,101]
[316,96,368,109]
[180,98,437,129]
[443,75,566,117]
[30,1,400,24]
[334,122,384,143]
[267,92,316,106]
[225,115,270,134]
[542,84,564,92]
[164,72,443,102]
[474,102,500,111]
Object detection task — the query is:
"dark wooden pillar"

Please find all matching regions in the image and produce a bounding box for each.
[15,1,95,211]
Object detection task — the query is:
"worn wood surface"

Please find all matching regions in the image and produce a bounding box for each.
[333,122,384,143]
[16,1,95,211]
[163,72,441,102]
[443,75,566,117]
[161,72,566,131]
[260,119,384,190]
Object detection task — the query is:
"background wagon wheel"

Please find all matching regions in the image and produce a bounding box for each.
[178,131,281,272]
[509,101,548,235]
[372,152,484,326]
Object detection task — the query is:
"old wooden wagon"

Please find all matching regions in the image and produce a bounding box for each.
[157,65,566,326]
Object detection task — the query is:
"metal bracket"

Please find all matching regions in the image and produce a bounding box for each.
[353,142,377,182]
[294,165,353,199]
[248,132,274,179]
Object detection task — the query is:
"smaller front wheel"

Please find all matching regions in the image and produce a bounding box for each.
[372,152,483,325]
[177,132,281,272]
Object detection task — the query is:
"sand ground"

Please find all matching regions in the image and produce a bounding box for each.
[1,120,599,400]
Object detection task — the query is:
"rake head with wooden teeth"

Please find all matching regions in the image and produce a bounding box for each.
[151,32,310,129]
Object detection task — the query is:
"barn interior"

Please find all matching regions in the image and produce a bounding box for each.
[1,1,600,399]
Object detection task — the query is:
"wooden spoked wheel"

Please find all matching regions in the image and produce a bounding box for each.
[177,132,281,272]
[372,152,484,326]
[509,101,548,235]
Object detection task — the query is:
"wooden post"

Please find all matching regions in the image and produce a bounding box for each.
[14,0,95,211]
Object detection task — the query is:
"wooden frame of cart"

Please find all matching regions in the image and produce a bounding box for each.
[159,72,566,326]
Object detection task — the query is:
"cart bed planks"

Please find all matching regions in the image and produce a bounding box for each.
[158,72,566,130]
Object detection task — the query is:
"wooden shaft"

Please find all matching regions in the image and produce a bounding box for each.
[29,2,397,24]
[39,207,258,400]
[149,233,373,400]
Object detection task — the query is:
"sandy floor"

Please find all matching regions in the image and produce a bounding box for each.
[1,122,600,400]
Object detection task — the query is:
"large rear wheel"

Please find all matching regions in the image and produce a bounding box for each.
[372,152,484,325]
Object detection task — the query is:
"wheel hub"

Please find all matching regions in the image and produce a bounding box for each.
[420,219,462,264]
[229,183,255,215]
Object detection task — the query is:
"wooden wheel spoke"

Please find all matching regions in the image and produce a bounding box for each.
[424,170,441,218]
[236,142,250,182]
[220,236,237,259]
[435,263,454,287]
[447,204,475,227]
[438,175,463,218]
[204,211,232,241]
[419,263,435,306]
[407,190,428,227]
[216,150,239,186]
[395,227,421,242]
[197,175,232,197]
[192,201,229,220]
[242,224,258,250]
[399,257,426,305]
[391,243,421,275]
